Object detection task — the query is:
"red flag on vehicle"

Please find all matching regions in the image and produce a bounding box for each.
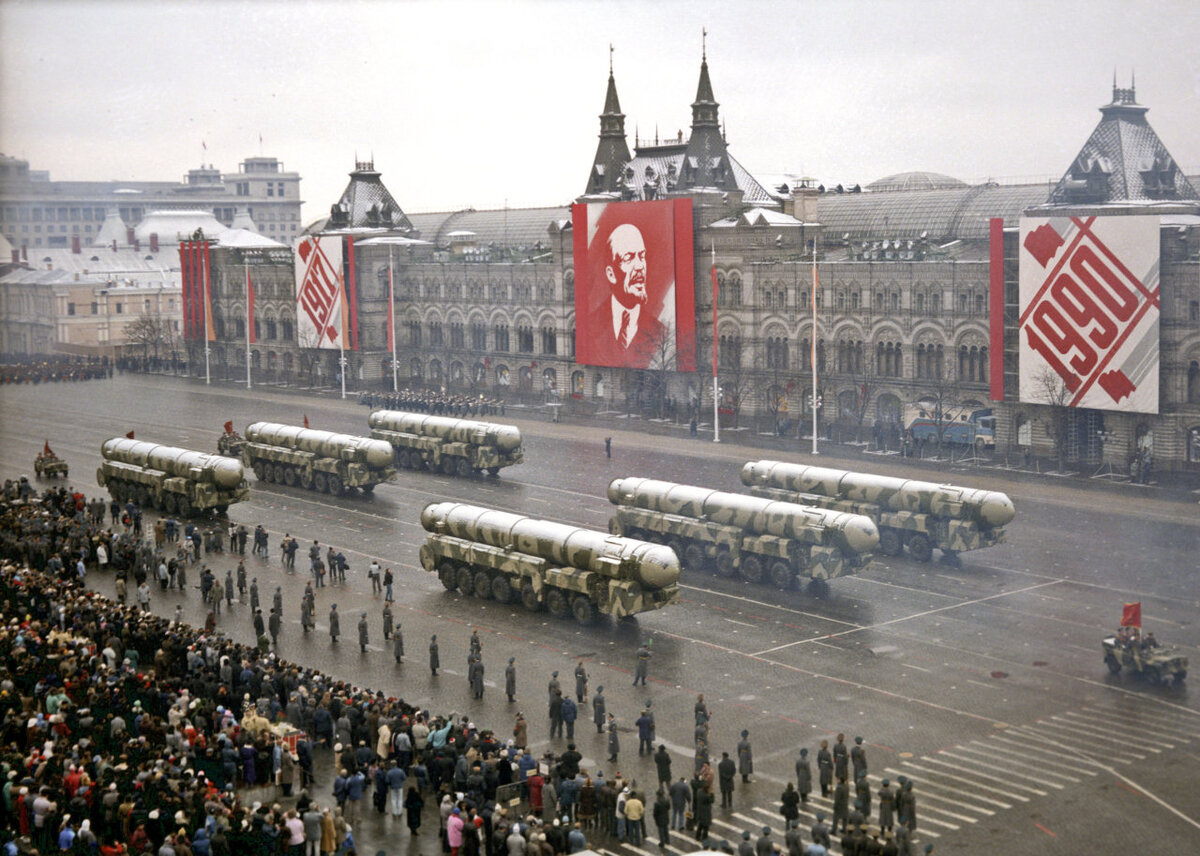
[126,430,135,439]
[43,440,52,456]
[223,421,233,435]
[303,415,310,429]
[1121,602,1142,628]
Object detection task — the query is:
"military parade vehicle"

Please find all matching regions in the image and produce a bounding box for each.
[1103,634,1188,685]
[34,447,69,479]
[217,421,247,458]
[740,460,1015,562]
[420,501,680,624]
[241,422,396,496]
[607,477,878,592]
[96,437,249,516]
[367,410,523,477]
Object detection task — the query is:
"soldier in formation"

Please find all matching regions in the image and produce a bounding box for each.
[359,387,506,417]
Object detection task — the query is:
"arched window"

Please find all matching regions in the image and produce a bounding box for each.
[915,293,925,314]
[1189,360,1200,404]
[1188,425,1200,462]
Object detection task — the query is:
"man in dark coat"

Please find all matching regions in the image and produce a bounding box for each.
[358,612,369,652]
[654,745,673,789]
[737,730,754,783]
[329,604,340,642]
[505,658,517,702]
[429,634,439,675]
[795,748,812,802]
[592,686,606,734]
[717,752,736,808]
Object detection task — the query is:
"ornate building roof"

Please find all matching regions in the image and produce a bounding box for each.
[311,160,415,233]
[1047,80,1198,205]
[865,171,968,193]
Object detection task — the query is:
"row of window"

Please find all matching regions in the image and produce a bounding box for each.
[402,321,570,357]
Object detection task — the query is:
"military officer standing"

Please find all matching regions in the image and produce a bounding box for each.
[358,612,369,652]
[505,657,517,702]
[592,686,606,734]
[634,641,652,686]
[429,634,440,676]
[574,661,588,702]
[329,604,340,643]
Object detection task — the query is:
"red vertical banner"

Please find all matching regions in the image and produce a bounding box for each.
[672,197,695,372]
[203,241,215,342]
[179,242,189,336]
[346,235,358,350]
[989,217,1004,401]
[246,268,257,344]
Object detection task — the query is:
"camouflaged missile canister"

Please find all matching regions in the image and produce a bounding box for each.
[606,477,877,590]
[241,421,396,497]
[368,410,523,477]
[97,437,249,517]
[740,460,1015,563]
[418,501,680,624]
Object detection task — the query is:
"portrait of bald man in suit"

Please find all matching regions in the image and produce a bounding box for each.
[585,223,667,367]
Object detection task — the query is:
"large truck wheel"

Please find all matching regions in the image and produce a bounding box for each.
[1104,654,1121,675]
[253,462,267,481]
[312,472,328,493]
[473,572,494,599]
[440,457,456,475]
[714,547,735,578]
[438,561,459,591]
[546,588,570,619]
[273,463,287,484]
[177,496,193,517]
[878,529,903,557]
[907,533,934,563]
[283,467,298,487]
[299,470,314,490]
[520,581,541,612]
[739,556,764,584]
[491,575,514,603]
[684,543,707,572]
[360,483,375,493]
[456,566,475,592]
[456,458,472,478]
[163,493,178,515]
[327,475,344,497]
[487,466,501,476]
[769,561,793,590]
[807,578,829,598]
[572,596,598,626]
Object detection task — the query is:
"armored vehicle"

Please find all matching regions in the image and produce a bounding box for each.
[420,501,680,624]
[96,437,248,516]
[217,429,247,458]
[368,410,523,477]
[1103,635,1188,685]
[242,422,395,496]
[607,477,878,591]
[34,451,68,479]
[740,461,1015,562]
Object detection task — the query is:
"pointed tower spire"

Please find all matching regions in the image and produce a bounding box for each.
[584,49,633,197]
[678,32,736,193]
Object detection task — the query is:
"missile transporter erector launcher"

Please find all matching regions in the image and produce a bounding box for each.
[368,410,523,477]
[242,422,396,496]
[420,502,680,624]
[740,461,1016,562]
[607,477,879,591]
[96,438,249,517]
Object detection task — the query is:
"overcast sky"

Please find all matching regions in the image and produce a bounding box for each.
[2,0,1198,222]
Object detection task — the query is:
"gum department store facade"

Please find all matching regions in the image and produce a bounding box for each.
[198,57,1200,474]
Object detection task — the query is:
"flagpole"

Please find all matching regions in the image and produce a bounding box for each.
[389,246,398,393]
[811,238,819,456]
[245,264,252,390]
[711,242,720,443]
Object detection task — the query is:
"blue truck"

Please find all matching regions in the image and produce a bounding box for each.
[904,405,996,450]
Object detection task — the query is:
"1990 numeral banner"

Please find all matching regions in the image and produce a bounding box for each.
[1018,215,1160,414]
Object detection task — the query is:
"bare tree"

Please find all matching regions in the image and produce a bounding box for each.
[296,326,323,388]
[1034,366,1072,471]
[915,373,962,455]
[124,313,165,367]
[641,319,677,419]
[718,338,755,430]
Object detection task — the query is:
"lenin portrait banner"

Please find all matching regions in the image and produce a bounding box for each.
[1017,215,1160,414]
[572,199,695,371]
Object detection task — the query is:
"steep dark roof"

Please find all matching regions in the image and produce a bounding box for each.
[320,160,415,232]
[1048,83,1198,205]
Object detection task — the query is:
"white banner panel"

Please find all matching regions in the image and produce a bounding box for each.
[1018,215,1159,414]
[295,235,345,349]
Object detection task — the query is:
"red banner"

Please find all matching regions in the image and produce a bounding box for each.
[1121,602,1141,628]
[246,269,257,344]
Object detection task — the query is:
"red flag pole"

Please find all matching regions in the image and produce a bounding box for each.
[388,246,398,393]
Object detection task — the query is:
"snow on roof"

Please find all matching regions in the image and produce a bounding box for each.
[216,228,285,249]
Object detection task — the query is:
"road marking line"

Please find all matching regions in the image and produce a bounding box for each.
[1060,711,1175,748]
[922,755,1047,796]
[937,749,1063,789]
[1083,707,1196,740]
[900,762,1024,805]
[986,736,1097,776]
[887,767,1012,810]
[899,663,931,673]
[1005,725,1135,764]
[959,743,1081,782]
[1048,716,1160,753]
[1020,719,1146,758]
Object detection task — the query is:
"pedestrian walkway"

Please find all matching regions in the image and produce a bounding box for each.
[592,702,1200,856]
